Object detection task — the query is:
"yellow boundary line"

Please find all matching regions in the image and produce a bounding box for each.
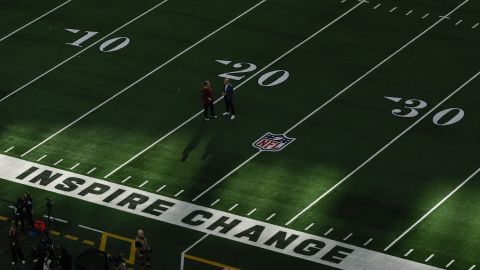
[185,254,240,270]
[99,232,136,264]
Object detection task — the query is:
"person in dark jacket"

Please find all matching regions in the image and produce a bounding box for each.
[222,78,235,120]
[14,197,25,232]
[201,81,217,121]
[23,192,34,227]
[8,225,25,265]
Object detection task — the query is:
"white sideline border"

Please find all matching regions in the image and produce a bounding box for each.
[0,0,72,43]
[20,0,267,158]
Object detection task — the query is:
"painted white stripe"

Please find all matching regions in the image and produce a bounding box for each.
[0,0,72,43]
[287,68,479,226]
[446,259,455,268]
[1,0,169,103]
[229,204,239,211]
[385,168,480,251]
[304,223,315,231]
[174,190,184,197]
[389,7,397,13]
[473,23,479,29]
[363,238,373,246]
[43,215,68,223]
[180,234,210,270]
[343,233,353,241]
[54,159,63,165]
[4,146,14,153]
[247,208,257,216]
[139,180,149,188]
[20,0,266,158]
[266,213,276,221]
[469,265,477,270]
[210,199,220,206]
[156,185,166,192]
[70,163,80,170]
[425,254,434,262]
[105,0,367,180]
[405,10,413,16]
[78,224,103,234]
[37,155,47,162]
[87,167,97,175]
[455,19,463,26]
[121,176,131,183]
[324,228,334,236]
[404,249,414,257]
[422,13,430,19]
[341,0,346,3]
[373,4,381,9]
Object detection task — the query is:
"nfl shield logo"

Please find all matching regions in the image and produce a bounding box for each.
[253,132,295,152]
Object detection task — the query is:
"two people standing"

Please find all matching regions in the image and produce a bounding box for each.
[201,78,236,121]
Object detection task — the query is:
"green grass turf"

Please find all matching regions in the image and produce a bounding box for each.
[0,0,479,269]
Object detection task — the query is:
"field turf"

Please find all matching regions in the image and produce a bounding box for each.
[0,0,479,269]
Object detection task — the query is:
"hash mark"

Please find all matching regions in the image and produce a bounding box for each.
[324,228,334,236]
[229,204,239,211]
[37,155,47,161]
[389,7,397,13]
[266,213,276,221]
[4,146,14,153]
[210,199,220,206]
[247,208,257,216]
[121,176,131,183]
[422,13,430,19]
[54,159,63,165]
[304,223,314,231]
[363,238,373,246]
[473,23,479,29]
[405,10,413,16]
[343,233,353,241]
[87,167,97,175]
[70,163,80,170]
[156,185,166,192]
[469,265,476,270]
[455,19,463,26]
[373,3,380,9]
[404,249,414,257]
[446,259,455,268]
[174,190,184,197]
[425,254,435,262]
[139,180,149,188]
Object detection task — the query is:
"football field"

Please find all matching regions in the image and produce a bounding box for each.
[0,0,479,269]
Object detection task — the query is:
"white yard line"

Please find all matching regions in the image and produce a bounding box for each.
[78,224,103,234]
[193,0,470,204]
[180,234,209,270]
[20,0,266,158]
[43,215,68,223]
[104,0,367,180]
[1,0,169,103]
[0,0,72,43]
[384,167,480,251]
[287,70,479,226]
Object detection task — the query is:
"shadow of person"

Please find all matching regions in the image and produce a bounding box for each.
[181,121,209,162]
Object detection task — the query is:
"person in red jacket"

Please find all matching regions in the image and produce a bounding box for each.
[201,81,217,121]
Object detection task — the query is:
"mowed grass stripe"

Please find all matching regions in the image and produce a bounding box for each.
[19,0,266,158]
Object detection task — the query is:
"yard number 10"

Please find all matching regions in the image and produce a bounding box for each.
[65,28,130,52]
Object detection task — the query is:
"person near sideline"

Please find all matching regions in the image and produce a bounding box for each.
[201,81,217,121]
[8,225,25,265]
[135,229,151,269]
[222,78,235,120]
